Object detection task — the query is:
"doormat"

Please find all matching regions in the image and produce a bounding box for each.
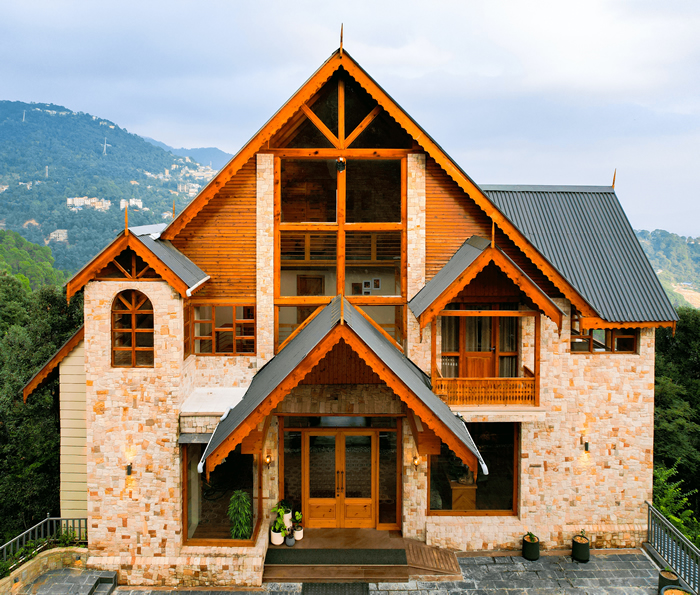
[265,548,407,566]
[302,584,369,595]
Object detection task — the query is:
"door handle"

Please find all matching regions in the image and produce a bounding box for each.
[336,470,340,496]
[340,471,344,494]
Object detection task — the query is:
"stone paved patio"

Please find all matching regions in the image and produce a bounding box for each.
[111,551,662,595]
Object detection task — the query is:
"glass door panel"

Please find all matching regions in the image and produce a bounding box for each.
[341,432,374,528]
[378,431,397,525]
[306,432,339,528]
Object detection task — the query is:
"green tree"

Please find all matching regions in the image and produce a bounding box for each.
[653,461,700,547]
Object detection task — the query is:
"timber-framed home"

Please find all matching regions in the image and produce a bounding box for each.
[24,47,677,587]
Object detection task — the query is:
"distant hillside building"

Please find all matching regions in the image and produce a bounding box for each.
[48,229,68,242]
[67,196,111,212]
[119,198,143,210]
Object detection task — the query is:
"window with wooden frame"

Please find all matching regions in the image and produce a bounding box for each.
[111,290,154,367]
[440,303,519,378]
[272,70,410,353]
[190,305,255,355]
[570,307,639,354]
[428,422,518,516]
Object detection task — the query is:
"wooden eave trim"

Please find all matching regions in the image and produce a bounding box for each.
[417,246,563,330]
[65,234,190,301]
[205,322,480,476]
[417,250,494,328]
[161,54,342,241]
[23,327,85,402]
[580,317,676,330]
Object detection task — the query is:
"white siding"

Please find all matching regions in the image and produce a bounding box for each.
[59,341,87,517]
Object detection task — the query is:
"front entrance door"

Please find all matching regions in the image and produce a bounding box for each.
[304,430,375,528]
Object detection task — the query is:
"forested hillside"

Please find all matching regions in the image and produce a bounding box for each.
[0,238,82,541]
[636,229,700,308]
[142,137,233,170]
[0,101,210,273]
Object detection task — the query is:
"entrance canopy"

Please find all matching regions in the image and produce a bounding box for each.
[198,296,487,476]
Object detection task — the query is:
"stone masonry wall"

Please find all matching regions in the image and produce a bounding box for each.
[406,153,430,374]
[84,280,271,586]
[256,153,274,367]
[417,299,655,551]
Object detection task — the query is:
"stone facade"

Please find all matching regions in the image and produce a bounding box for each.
[419,301,655,551]
[256,153,274,367]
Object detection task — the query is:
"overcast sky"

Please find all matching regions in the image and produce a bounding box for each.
[2,1,699,235]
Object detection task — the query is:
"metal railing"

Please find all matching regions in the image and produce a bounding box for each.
[1,516,87,570]
[647,501,699,593]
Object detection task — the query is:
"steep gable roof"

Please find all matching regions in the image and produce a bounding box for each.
[157,49,596,316]
[483,185,677,324]
[199,296,487,477]
[66,223,209,300]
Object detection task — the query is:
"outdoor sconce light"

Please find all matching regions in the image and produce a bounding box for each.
[126,463,132,476]
[413,455,421,468]
[264,454,272,468]
[584,441,589,452]
[336,157,346,172]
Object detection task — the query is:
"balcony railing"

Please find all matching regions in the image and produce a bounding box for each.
[433,377,536,406]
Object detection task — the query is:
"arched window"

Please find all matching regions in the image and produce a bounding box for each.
[112,290,154,367]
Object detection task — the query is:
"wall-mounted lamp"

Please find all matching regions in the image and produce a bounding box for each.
[584,442,589,452]
[336,157,346,172]
[413,455,421,468]
[264,454,272,469]
[126,463,132,476]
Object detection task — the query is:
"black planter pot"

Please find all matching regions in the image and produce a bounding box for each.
[522,535,540,561]
[658,569,680,593]
[571,535,590,563]
[660,585,691,594]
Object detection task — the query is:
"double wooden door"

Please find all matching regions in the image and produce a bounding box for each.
[303,430,375,528]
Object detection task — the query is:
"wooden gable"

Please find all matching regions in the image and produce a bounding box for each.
[158,48,593,314]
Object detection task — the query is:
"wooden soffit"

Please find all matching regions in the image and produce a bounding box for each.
[205,324,479,477]
[417,245,564,331]
[66,233,189,301]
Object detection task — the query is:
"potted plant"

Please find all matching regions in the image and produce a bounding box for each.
[660,587,692,594]
[285,526,295,547]
[522,531,540,561]
[279,500,292,529]
[571,529,590,563]
[227,490,253,540]
[270,515,285,546]
[293,511,303,540]
[658,567,680,593]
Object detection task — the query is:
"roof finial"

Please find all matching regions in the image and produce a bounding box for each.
[340,24,343,58]
[173,198,176,219]
[491,221,495,249]
[125,204,129,236]
[612,168,616,189]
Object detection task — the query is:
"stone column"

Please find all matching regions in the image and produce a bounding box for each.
[406,153,429,373]
[256,153,274,366]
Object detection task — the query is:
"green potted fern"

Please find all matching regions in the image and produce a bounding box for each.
[227,490,252,540]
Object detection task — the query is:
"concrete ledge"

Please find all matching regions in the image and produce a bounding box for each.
[453,406,548,423]
[0,547,87,595]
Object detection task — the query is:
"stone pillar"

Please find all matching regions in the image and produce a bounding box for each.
[256,153,274,366]
[406,153,429,373]
[402,419,427,540]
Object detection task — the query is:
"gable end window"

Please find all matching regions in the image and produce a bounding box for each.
[112,290,154,367]
[190,305,256,355]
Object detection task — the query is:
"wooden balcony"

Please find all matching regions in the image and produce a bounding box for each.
[432,377,536,406]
